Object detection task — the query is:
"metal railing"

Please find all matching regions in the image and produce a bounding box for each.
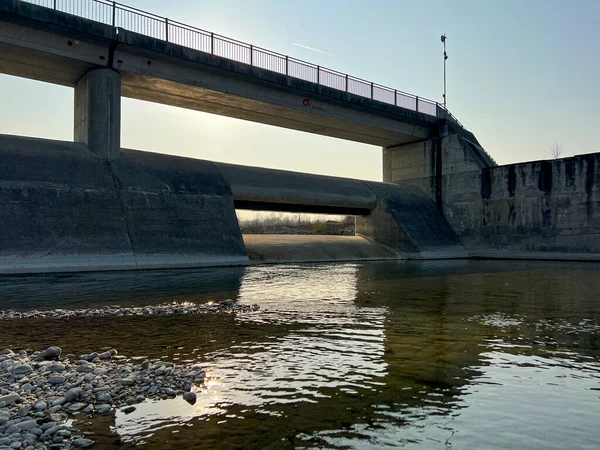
[22,0,463,124]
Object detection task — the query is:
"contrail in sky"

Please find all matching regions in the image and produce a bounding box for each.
[292,42,333,56]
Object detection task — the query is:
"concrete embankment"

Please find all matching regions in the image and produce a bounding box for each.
[0,135,248,273]
[385,130,600,261]
[0,134,466,274]
[4,131,600,268]
[460,155,600,260]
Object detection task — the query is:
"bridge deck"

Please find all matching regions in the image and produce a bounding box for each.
[0,0,440,147]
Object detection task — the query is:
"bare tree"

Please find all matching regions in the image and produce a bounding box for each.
[550,141,563,159]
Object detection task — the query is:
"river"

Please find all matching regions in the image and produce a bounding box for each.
[1,260,599,449]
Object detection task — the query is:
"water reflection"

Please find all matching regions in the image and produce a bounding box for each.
[1,260,600,449]
[113,263,389,444]
[0,266,245,310]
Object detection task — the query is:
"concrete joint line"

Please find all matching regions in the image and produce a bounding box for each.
[107,40,120,71]
[104,160,138,269]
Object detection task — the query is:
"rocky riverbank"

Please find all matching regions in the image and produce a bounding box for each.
[0,344,208,449]
[0,300,259,320]
[0,301,261,448]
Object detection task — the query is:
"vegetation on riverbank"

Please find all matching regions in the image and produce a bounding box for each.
[238,214,355,235]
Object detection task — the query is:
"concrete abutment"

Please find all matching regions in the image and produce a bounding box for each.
[74,68,121,160]
[384,128,600,260]
[355,182,468,259]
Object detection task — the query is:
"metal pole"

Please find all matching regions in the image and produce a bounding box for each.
[53,0,56,9]
[370,82,373,99]
[317,66,320,84]
[416,96,419,112]
[112,1,116,27]
[165,18,169,42]
[441,34,447,110]
[211,32,214,54]
[286,56,288,75]
[444,41,446,109]
[345,74,348,92]
[394,89,397,106]
[250,45,253,66]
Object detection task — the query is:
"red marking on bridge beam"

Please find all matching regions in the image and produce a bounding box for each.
[302,98,327,112]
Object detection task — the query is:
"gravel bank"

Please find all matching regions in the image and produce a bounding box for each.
[0,300,259,320]
[0,300,257,449]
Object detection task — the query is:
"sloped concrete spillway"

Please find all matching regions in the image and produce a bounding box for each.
[0,134,467,274]
[243,235,402,264]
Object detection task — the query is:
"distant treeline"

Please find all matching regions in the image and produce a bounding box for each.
[239,215,355,235]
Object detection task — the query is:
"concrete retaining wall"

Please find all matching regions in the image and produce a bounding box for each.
[0,134,468,274]
[8,130,597,272]
[465,155,600,259]
[0,135,248,273]
[384,130,600,260]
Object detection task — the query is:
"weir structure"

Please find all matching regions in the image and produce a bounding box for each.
[0,0,599,274]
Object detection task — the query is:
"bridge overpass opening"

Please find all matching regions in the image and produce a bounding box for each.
[237,211,356,236]
[234,201,370,216]
[235,210,395,264]
[0,74,74,141]
[0,73,383,183]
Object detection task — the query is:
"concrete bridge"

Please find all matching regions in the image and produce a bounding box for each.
[0,0,599,273]
[0,0,471,157]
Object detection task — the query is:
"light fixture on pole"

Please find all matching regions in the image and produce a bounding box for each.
[440,34,447,110]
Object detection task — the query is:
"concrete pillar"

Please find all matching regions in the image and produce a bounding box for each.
[74,68,121,159]
[382,140,438,201]
[382,132,490,206]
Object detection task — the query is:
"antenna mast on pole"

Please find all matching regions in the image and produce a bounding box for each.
[441,34,448,110]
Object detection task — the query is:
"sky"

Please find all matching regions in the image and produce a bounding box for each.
[1,0,599,182]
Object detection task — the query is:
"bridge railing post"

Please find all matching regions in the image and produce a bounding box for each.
[210,32,214,54]
[345,74,348,93]
[165,18,169,42]
[370,82,373,99]
[416,96,419,112]
[250,45,253,66]
[317,66,320,84]
[111,1,116,28]
[394,89,397,106]
[285,56,288,75]
[53,0,56,9]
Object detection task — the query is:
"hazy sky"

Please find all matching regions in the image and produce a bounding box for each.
[1,0,599,181]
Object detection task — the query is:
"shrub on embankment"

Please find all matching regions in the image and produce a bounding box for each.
[239,215,355,235]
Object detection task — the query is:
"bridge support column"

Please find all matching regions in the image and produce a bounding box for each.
[74,68,121,159]
[383,139,439,203]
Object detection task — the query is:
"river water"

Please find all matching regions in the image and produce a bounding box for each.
[1,260,600,449]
